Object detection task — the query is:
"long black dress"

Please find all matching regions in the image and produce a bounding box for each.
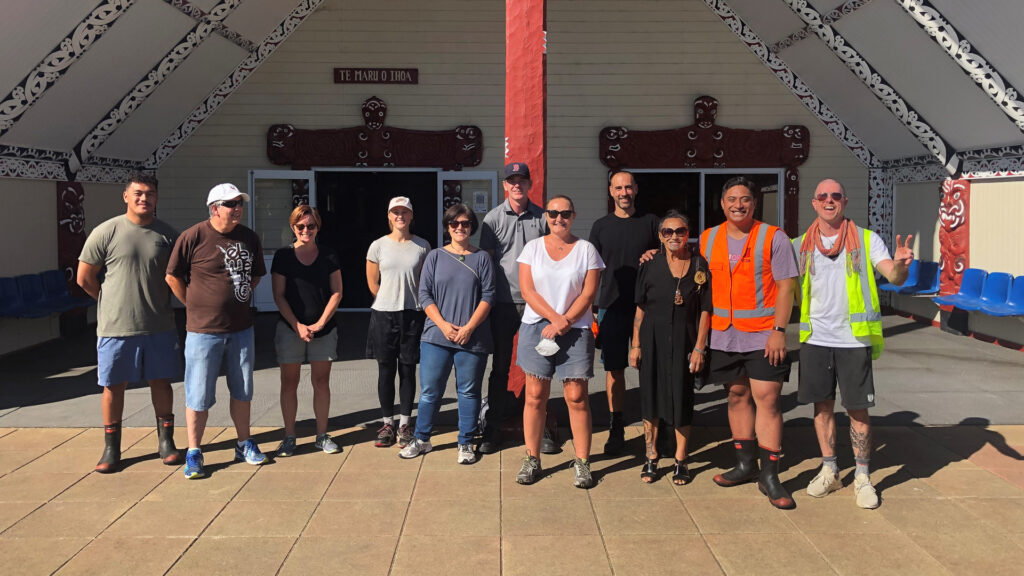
[634,252,711,426]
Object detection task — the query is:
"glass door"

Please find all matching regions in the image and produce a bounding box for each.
[248,170,315,311]
[438,170,498,247]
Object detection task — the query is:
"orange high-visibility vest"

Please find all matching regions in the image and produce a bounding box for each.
[699,222,779,332]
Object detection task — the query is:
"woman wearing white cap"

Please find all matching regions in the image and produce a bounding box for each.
[366,197,431,448]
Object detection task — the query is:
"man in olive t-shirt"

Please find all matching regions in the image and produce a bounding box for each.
[78,171,182,473]
[166,183,267,479]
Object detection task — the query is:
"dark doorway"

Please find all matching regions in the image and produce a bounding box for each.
[316,171,438,309]
[703,173,780,230]
[630,172,701,228]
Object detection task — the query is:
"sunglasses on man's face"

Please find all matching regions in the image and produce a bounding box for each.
[545,209,574,219]
[449,220,472,230]
[218,199,243,208]
[295,223,317,232]
[660,227,689,237]
[815,192,845,202]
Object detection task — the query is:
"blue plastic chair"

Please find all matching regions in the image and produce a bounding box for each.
[982,275,1024,317]
[898,261,940,295]
[880,259,919,292]
[959,272,1012,311]
[41,269,93,310]
[16,274,66,315]
[0,277,52,318]
[934,268,986,308]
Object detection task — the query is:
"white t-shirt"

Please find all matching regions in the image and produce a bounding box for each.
[366,235,431,311]
[517,237,605,328]
[803,230,891,348]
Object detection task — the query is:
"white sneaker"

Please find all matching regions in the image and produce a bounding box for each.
[854,473,880,509]
[806,467,842,498]
[398,438,432,459]
[457,444,476,465]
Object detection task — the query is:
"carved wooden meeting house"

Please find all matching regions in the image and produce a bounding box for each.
[1,0,1023,354]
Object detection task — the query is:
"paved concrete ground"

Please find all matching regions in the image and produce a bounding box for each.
[0,312,1022,574]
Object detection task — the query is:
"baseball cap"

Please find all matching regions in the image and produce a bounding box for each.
[504,162,531,180]
[206,183,250,206]
[388,196,413,212]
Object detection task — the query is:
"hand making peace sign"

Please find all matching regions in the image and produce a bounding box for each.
[893,234,915,267]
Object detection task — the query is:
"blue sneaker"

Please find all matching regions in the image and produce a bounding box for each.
[184,449,205,479]
[235,439,267,465]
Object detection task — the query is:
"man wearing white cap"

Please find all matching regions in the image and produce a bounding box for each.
[166,183,267,479]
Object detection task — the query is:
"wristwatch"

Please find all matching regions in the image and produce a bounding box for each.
[693,347,707,355]
[773,326,786,333]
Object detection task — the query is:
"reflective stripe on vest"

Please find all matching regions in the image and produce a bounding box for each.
[702,222,777,331]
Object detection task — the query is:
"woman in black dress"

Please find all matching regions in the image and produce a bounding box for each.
[629,210,711,484]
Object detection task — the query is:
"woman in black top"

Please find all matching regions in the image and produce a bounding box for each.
[629,211,711,484]
[271,205,343,456]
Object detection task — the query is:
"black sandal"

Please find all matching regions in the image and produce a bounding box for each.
[641,458,658,483]
[672,460,692,485]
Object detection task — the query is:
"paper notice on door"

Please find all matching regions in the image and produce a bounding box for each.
[473,191,488,212]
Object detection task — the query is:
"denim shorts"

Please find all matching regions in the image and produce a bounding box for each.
[516,321,595,382]
[184,327,255,411]
[274,321,338,364]
[96,330,182,387]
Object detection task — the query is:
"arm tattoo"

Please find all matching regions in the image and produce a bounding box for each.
[850,426,872,460]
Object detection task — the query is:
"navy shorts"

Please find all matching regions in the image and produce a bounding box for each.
[707,349,792,385]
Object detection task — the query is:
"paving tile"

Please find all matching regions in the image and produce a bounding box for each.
[15,448,100,475]
[413,468,499,500]
[503,534,612,576]
[204,500,316,537]
[955,497,1024,533]
[323,468,418,500]
[603,534,724,576]
[591,498,698,534]
[805,532,949,576]
[5,500,133,537]
[985,426,1024,445]
[302,499,408,537]
[966,442,1024,470]
[264,445,349,472]
[0,537,91,576]
[339,443,420,471]
[587,462,680,499]
[57,427,152,451]
[166,536,294,576]
[0,471,88,502]
[104,500,225,538]
[685,497,799,534]
[0,450,42,476]
[878,498,992,534]
[402,498,499,536]
[501,496,599,536]
[704,533,832,575]
[0,429,83,451]
[989,465,1024,490]
[279,535,396,576]
[143,469,254,502]
[671,472,766,500]
[907,529,1024,576]
[55,535,193,576]
[922,468,1024,498]
[233,469,334,501]
[864,466,944,498]
[392,534,499,575]
[54,470,171,502]
[784,494,899,533]
[0,502,40,533]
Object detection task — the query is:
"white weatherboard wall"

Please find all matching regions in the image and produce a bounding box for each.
[156,0,506,232]
[547,0,870,238]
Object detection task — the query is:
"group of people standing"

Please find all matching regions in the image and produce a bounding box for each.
[79,164,912,509]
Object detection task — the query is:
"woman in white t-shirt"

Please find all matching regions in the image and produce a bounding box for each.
[514,195,605,489]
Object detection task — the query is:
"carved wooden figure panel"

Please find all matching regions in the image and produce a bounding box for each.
[57,182,88,298]
[938,179,970,296]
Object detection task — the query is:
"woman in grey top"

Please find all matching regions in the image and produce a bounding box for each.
[398,204,495,464]
[366,197,431,449]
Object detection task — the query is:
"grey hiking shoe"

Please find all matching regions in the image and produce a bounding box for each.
[573,458,594,489]
[315,433,341,454]
[397,424,414,448]
[276,435,297,458]
[516,454,542,485]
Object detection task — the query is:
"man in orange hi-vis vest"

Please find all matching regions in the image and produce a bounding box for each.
[700,176,799,510]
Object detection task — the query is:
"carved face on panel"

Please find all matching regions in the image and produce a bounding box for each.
[291,180,309,207]
[940,180,967,231]
[362,96,387,130]
[694,96,718,129]
[59,185,85,234]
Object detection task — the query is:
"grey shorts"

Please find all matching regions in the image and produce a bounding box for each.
[798,343,875,410]
[516,321,595,382]
[274,321,338,365]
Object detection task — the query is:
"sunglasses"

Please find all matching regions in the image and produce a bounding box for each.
[660,227,689,237]
[217,199,243,208]
[449,220,472,229]
[545,209,574,219]
[294,223,317,232]
[815,192,845,202]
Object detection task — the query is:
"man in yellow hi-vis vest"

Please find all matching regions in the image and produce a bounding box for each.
[794,179,913,509]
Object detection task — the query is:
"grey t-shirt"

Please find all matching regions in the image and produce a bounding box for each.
[479,199,548,304]
[79,215,178,337]
[366,234,431,312]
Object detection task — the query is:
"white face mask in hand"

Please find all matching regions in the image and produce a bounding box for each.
[535,338,559,357]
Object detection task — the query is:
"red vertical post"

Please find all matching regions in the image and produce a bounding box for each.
[506,0,546,206]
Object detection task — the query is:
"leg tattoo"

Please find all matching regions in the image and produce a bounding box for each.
[643,420,657,459]
[850,426,872,460]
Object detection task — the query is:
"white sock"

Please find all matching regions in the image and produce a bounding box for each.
[383,416,394,426]
[237,440,246,448]
[400,415,410,427]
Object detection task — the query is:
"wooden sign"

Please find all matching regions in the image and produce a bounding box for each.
[334,67,418,84]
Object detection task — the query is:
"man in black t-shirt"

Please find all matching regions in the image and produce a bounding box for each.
[588,170,660,455]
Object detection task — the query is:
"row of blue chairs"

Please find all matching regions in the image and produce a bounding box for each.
[0,270,94,318]
[933,269,1024,317]
[877,259,940,295]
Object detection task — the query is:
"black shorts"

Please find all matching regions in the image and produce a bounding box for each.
[366,309,425,364]
[708,349,792,385]
[596,304,635,372]
[798,343,875,410]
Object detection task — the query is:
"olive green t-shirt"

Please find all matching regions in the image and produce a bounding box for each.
[79,215,179,337]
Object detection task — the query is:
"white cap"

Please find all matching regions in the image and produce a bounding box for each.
[207,183,250,206]
[388,196,413,212]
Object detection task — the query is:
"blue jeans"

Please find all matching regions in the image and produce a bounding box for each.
[415,341,487,445]
[184,327,255,411]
